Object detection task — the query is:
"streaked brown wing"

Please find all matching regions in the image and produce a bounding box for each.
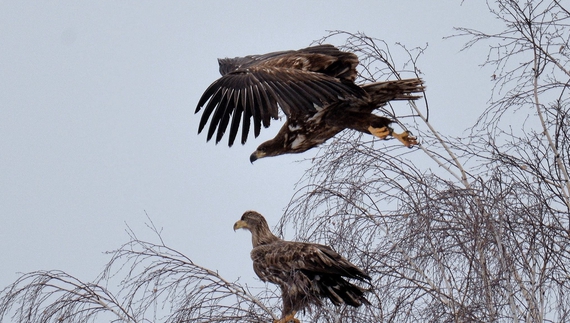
[195,66,364,146]
[251,241,369,283]
[217,44,357,78]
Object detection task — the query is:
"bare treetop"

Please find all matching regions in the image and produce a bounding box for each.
[2,2,570,322]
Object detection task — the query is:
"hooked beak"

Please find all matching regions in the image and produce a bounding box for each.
[250,150,266,163]
[233,220,248,231]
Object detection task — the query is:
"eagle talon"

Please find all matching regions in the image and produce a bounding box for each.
[274,312,300,323]
[368,126,417,147]
[367,126,391,140]
[392,131,418,148]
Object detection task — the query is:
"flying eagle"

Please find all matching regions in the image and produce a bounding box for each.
[234,211,370,323]
[195,44,424,162]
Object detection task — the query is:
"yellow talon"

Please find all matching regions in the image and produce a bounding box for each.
[368,126,417,147]
[367,126,391,140]
[274,311,300,323]
[392,131,418,147]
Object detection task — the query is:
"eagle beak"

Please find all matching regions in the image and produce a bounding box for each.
[233,220,248,231]
[250,150,265,163]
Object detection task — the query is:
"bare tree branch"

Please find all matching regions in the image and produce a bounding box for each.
[3,3,570,321]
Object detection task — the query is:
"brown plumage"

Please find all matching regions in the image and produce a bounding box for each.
[234,211,371,322]
[195,44,424,162]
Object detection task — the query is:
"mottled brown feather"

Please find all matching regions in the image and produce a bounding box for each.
[235,211,371,319]
[196,45,365,147]
[196,45,424,160]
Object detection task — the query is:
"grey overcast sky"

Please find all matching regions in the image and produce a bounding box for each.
[0,1,498,293]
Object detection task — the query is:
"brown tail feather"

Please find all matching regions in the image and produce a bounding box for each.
[361,78,424,102]
[316,275,370,308]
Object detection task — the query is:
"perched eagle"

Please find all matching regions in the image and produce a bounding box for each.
[195,44,424,162]
[234,211,371,323]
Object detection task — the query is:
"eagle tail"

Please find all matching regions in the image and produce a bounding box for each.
[316,275,370,308]
[362,78,424,103]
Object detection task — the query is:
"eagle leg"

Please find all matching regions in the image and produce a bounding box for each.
[273,311,300,323]
[367,125,391,140]
[367,126,418,148]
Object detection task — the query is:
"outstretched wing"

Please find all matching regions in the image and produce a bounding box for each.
[218,44,358,81]
[195,45,364,147]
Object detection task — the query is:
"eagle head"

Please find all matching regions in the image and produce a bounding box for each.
[250,130,308,163]
[233,210,267,231]
[250,144,281,163]
[234,211,279,247]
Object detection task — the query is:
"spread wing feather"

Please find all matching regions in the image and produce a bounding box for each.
[206,88,232,141]
[197,85,224,134]
[196,66,364,146]
[228,97,243,146]
[287,81,327,107]
[240,89,253,145]
[255,79,281,128]
[274,81,315,113]
[216,89,236,143]
[215,89,240,143]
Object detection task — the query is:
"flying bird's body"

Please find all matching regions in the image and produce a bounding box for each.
[195,44,424,162]
[234,211,370,323]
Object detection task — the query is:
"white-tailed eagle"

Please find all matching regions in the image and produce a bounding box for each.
[234,211,370,323]
[195,44,424,162]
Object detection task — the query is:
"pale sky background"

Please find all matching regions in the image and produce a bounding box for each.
[1,1,498,297]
